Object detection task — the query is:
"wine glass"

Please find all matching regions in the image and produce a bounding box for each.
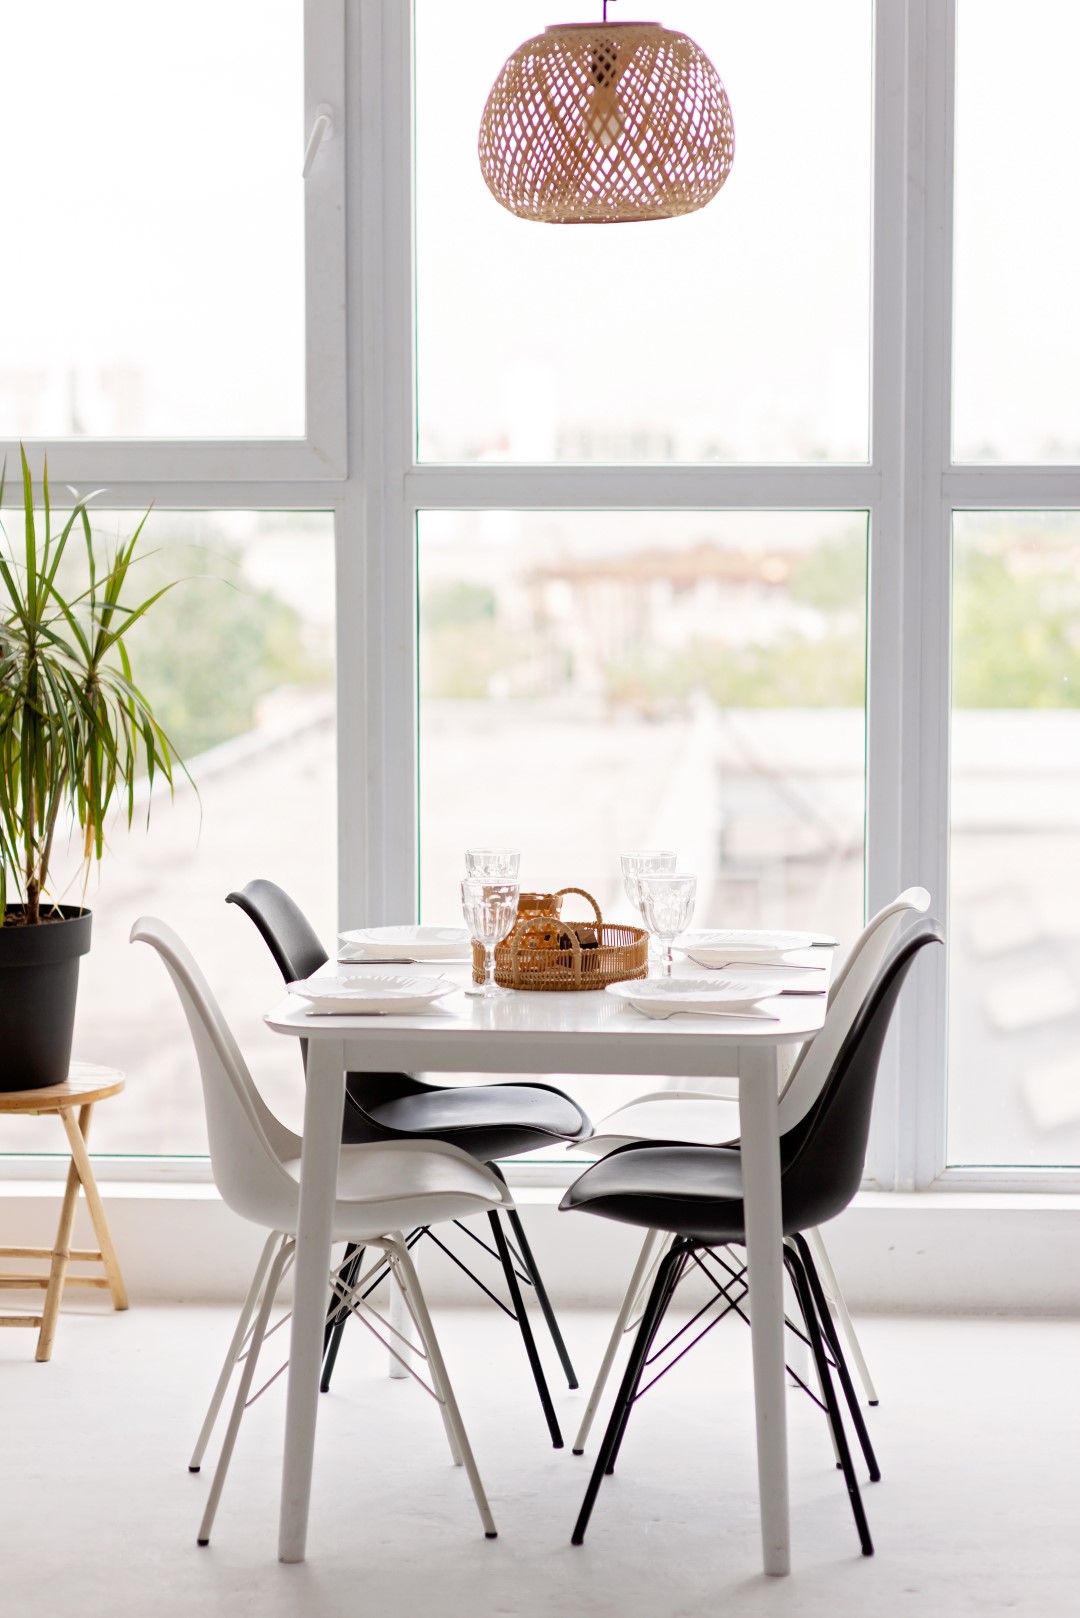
[619,850,678,914]
[461,877,519,997]
[465,848,521,879]
[636,873,697,977]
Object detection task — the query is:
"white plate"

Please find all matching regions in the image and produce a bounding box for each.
[684,964,827,995]
[675,928,835,962]
[606,977,770,1016]
[337,925,471,962]
[287,973,457,1015]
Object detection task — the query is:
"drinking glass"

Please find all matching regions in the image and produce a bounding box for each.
[636,873,697,977]
[465,848,521,878]
[619,849,678,914]
[461,877,519,997]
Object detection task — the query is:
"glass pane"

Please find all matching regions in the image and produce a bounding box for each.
[0,2,304,439]
[416,1,871,463]
[954,2,1080,462]
[1,512,335,1157]
[949,513,1080,1165]
[418,510,867,1128]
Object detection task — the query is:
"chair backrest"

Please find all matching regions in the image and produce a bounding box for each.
[226,879,329,984]
[779,921,942,1233]
[777,885,931,1132]
[130,916,299,1231]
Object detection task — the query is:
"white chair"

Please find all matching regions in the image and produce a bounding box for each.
[131,916,509,1545]
[571,887,931,1453]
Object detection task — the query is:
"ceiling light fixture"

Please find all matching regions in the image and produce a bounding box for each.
[478,2,735,224]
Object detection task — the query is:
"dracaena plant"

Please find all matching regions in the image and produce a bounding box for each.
[0,447,182,925]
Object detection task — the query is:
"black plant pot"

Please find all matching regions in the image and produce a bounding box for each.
[0,906,92,1092]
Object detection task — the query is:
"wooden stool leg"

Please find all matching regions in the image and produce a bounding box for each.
[35,1111,86,1363]
[62,1105,129,1313]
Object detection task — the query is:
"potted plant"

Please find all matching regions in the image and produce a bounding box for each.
[0,447,181,1090]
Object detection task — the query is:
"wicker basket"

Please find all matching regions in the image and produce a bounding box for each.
[471,887,648,991]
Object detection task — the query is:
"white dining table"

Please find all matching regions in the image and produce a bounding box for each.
[264,951,832,1576]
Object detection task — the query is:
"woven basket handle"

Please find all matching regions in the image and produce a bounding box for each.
[510,916,581,973]
[553,887,603,926]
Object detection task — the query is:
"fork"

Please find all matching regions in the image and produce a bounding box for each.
[687,955,826,972]
[634,1004,781,1022]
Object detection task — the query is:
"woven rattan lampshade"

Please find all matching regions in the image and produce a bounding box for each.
[478,20,734,224]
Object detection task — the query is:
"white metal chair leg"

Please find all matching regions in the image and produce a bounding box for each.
[189,1230,282,1472]
[388,1265,413,1379]
[198,1235,295,1546]
[572,1227,666,1455]
[380,1234,462,1468]
[807,1225,879,1405]
[387,1238,497,1539]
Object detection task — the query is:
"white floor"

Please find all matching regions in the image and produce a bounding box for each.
[4,1298,1079,1618]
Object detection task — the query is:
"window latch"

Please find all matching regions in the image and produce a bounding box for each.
[302,104,334,178]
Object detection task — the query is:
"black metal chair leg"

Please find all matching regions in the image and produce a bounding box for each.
[321,1244,365,1394]
[571,1241,688,1546]
[792,1233,880,1482]
[785,1246,874,1556]
[603,1244,688,1476]
[502,1204,579,1389]
[488,1210,564,1449]
[323,1241,362,1356]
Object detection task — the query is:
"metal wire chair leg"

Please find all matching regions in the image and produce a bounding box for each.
[488,1210,564,1449]
[321,1244,365,1393]
[603,1244,688,1477]
[785,1244,873,1557]
[573,1227,666,1455]
[189,1230,280,1472]
[792,1233,880,1481]
[503,1203,579,1389]
[806,1223,879,1405]
[197,1235,295,1546]
[388,1237,497,1539]
[571,1241,687,1547]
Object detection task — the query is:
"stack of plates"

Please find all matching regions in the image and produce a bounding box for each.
[337,925,471,964]
[287,973,457,1016]
[605,977,775,1019]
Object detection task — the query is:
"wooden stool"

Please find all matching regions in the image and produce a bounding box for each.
[0,1062,129,1360]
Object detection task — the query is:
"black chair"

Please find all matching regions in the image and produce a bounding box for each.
[227,878,593,1450]
[561,920,943,1556]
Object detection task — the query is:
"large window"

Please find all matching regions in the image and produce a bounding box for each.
[6,1,1080,1187]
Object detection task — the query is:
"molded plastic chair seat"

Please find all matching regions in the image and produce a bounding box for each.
[563,1143,747,1242]
[279,1138,512,1240]
[354,1077,587,1161]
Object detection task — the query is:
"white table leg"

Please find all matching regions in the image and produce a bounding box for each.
[278,1039,346,1564]
[738,1042,791,1578]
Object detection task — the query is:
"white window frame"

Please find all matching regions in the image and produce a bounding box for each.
[7,0,1080,1192]
[0,0,348,484]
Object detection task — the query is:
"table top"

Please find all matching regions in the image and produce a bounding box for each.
[264,954,832,1078]
[0,1061,125,1113]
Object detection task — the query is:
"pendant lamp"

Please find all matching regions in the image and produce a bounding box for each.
[478,8,735,224]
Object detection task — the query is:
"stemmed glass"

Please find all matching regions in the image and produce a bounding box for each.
[461,877,519,997]
[465,848,521,878]
[620,849,677,914]
[636,873,697,977]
